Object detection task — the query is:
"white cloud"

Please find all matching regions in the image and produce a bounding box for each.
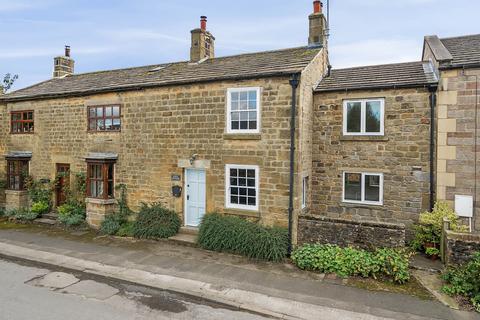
[329,38,422,68]
[0,46,114,59]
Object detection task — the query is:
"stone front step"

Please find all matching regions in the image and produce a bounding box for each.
[169,233,198,247]
[43,212,59,220]
[179,226,199,235]
[34,218,57,226]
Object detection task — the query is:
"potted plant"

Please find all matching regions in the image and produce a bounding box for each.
[425,247,440,261]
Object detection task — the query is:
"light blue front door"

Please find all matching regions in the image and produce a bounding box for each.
[185,169,206,227]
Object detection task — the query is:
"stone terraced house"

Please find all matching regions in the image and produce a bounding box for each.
[0,1,479,249]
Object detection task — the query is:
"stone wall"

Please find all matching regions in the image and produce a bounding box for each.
[298,215,405,249]
[0,102,5,209]
[435,67,480,230]
[0,51,325,227]
[308,88,432,239]
[445,230,480,265]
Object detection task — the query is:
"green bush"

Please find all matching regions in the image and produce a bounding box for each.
[443,252,480,312]
[57,203,86,227]
[197,213,288,262]
[0,207,5,217]
[13,208,39,221]
[100,214,122,235]
[412,202,468,251]
[116,221,135,237]
[291,244,412,284]
[133,203,181,239]
[31,201,50,215]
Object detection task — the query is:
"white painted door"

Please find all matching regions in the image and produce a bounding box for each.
[185,169,206,227]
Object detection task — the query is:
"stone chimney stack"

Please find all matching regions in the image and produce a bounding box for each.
[53,45,75,78]
[309,1,327,47]
[190,16,215,62]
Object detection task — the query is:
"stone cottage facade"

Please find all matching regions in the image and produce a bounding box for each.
[1,0,479,249]
[0,3,329,240]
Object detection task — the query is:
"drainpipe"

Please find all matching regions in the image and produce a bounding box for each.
[429,85,438,212]
[288,73,300,256]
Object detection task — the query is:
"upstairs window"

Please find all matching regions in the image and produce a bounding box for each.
[88,105,121,132]
[343,172,383,205]
[226,88,261,134]
[86,160,115,199]
[7,159,29,190]
[11,111,34,134]
[343,99,384,135]
[225,164,259,211]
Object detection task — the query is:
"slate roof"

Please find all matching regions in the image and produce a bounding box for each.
[1,46,321,102]
[315,61,438,93]
[440,34,480,68]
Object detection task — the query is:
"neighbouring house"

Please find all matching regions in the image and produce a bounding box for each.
[0,2,329,244]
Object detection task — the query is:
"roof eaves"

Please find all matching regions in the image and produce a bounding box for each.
[315,82,438,93]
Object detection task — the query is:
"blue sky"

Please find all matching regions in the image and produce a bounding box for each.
[1,0,479,90]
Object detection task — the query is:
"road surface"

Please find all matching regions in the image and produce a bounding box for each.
[0,258,270,320]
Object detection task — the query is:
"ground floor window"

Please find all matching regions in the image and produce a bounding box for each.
[225,164,259,211]
[343,172,383,205]
[6,159,29,190]
[86,160,115,199]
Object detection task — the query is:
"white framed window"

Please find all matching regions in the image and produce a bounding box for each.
[302,176,309,209]
[342,172,383,205]
[226,87,261,134]
[225,164,259,211]
[343,98,384,136]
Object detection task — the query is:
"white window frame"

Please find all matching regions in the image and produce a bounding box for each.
[343,98,385,136]
[302,176,309,209]
[342,172,384,206]
[225,164,260,211]
[226,87,261,134]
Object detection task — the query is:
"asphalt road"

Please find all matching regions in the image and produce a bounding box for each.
[0,258,271,320]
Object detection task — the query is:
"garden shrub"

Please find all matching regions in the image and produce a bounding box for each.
[116,221,135,237]
[291,244,412,284]
[411,201,468,251]
[0,207,5,217]
[443,252,480,312]
[100,214,122,235]
[132,203,181,239]
[197,213,289,262]
[57,203,86,227]
[13,208,39,221]
[31,201,50,215]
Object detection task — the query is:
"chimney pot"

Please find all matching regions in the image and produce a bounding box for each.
[313,1,322,14]
[200,16,207,31]
[65,45,71,57]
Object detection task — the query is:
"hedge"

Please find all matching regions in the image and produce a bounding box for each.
[197,213,288,262]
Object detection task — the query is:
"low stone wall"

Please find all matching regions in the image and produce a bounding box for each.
[0,188,5,209]
[4,190,29,211]
[445,231,480,265]
[86,198,117,229]
[298,216,406,249]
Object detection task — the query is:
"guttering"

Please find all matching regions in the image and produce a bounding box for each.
[287,73,300,256]
[428,85,438,212]
[315,83,436,94]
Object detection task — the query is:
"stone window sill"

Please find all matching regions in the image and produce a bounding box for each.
[4,190,28,195]
[224,208,260,218]
[339,201,384,210]
[223,133,262,141]
[85,198,116,205]
[340,136,389,142]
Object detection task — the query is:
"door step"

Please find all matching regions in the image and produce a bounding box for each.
[34,218,58,226]
[179,226,199,235]
[43,212,59,220]
[168,227,199,247]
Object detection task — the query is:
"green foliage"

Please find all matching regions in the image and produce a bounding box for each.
[11,208,39,221]
[443,252,480,312]
[2,73,18,92]
[132,203,181,240]
[291,244,412,284]
[197,213,289,262]
[0,180,6,189]
[25,176,53,208]
[57,203,86,227]
[0,207,4,217]
[31,201,50,215]
[425,247,440,257]
[116,221,135,237]
[100,214,122,235]
[412,201,468,251]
